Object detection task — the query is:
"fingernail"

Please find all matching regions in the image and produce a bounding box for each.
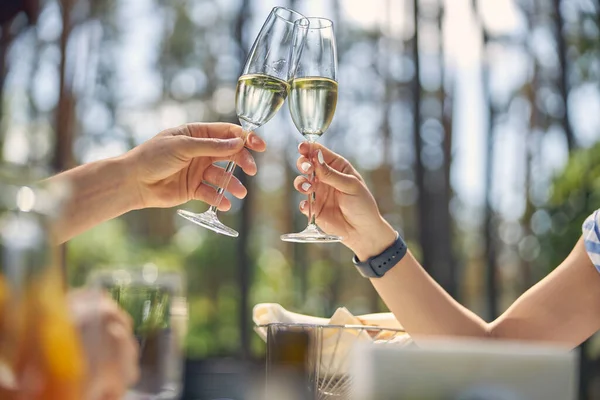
[317,150,325,165]
[301,162,312,172]
[250,135,260,145]
[300,200,307,209]
[301,182,311,192]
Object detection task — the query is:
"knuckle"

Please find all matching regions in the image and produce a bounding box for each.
[177,133,192,144]
[348,176,362,190]
[176,124,190,136]
[175,135,194,151]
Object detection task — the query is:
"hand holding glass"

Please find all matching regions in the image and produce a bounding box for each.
[281,18,341,243]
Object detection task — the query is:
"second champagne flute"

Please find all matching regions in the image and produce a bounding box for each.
[281,18,341,243]
[177,7,309,237]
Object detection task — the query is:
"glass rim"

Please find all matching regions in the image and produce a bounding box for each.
[305,17,334,30]
[273,6,308,26]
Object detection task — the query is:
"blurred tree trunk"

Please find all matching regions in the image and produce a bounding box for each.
[411,0,456,296]
[54,0,78,275]
[412,0,425,266]
[552,0,575,151]
[520,85,536,292]
[520,1,541,292]
[369,0,394,312]
[54,0,77,172]
[372,0,394,219]
[472,0,498,319]
[0,24,12,156]
[437,1,456,298]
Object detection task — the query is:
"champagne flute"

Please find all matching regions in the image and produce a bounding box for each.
[281,18,341,243]
[177,7,309,237]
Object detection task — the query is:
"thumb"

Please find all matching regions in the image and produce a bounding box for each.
[314,149,362,195]
[175,136,244,159]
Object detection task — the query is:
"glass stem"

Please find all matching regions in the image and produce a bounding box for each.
[307,140,316,226]
[208,129,250,213]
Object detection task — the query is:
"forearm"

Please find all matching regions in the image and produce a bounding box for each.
[49,155,140,244]
[370,252,491,341]
[348,222,491,341]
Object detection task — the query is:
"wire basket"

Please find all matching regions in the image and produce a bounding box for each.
[257,323,408,400]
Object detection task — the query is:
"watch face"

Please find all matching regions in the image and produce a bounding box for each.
[352,255,376,278]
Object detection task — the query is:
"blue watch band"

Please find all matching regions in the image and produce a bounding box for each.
[352,232,407,278]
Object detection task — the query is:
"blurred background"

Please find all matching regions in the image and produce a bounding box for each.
[1,0,600,398]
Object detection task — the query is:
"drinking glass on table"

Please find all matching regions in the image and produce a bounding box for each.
[281,18,341,243]
[177,7,309,237]
[88,266,188,400]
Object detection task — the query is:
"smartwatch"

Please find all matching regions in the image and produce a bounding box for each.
[352,232,407,278]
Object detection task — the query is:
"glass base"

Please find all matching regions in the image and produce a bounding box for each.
[281,224,342,243]
[177,209,239,237]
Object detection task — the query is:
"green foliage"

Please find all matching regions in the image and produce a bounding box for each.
[68,219,134,287]
[110,285,170,335]
[537,142,600,273]
[67,208,309,359]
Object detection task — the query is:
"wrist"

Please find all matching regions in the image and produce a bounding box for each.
[50,155,142,244]
[347,218,397,262]
[111,155,143,212]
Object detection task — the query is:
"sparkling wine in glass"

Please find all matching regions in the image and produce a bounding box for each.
[177,7,309,237]
[281,18,341,243]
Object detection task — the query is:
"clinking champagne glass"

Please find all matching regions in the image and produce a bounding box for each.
[281,18,341,243]
[177,7,309,237]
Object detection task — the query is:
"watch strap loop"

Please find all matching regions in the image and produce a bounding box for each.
[352,232,407,278]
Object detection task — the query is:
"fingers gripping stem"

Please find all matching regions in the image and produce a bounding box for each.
[208,129,250,212]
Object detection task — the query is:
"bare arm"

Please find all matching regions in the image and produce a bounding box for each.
[49,123,266,244]
[490,238,600,345]
[49,155,139,244]
[370,237,600,347]
[295,143,600,348]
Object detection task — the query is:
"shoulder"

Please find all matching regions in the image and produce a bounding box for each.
[582,210,600,272]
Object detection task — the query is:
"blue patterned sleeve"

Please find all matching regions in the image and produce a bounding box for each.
[583,210,600,273]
